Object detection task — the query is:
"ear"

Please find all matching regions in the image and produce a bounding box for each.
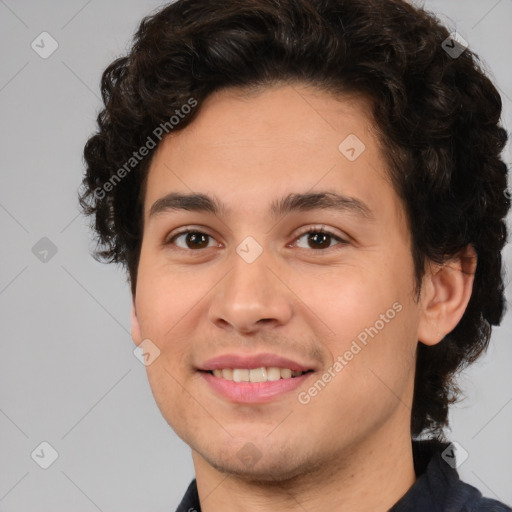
[417,244,477,346]
[131,299,143,346]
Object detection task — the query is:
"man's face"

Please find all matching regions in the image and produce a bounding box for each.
[132,83,423,481]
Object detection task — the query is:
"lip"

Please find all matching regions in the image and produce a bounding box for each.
[199,370,314,403]
[198,352,316,372]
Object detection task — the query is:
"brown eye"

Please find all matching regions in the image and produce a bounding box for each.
[168,231,216,250]
[294,229,347,250]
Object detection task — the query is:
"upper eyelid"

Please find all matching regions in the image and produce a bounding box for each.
[293,225,347,240]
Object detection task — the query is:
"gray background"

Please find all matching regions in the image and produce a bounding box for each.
[0,1,511,510]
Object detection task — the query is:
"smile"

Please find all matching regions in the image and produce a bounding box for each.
[208,367,310,382]
[199,368,314,403]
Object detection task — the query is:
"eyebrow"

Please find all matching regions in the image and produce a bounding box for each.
[148,190,375,221]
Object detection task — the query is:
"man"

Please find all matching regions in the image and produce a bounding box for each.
[80,0,511,510]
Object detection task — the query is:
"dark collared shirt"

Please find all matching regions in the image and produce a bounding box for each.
[175,440,511,511]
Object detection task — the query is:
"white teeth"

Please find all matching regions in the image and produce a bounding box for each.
[233,369,250,382]
[267,367,281,381]
[280,368,292,379]
[210,366,307,382]
[222,368,233,380]
[249,367,267,383]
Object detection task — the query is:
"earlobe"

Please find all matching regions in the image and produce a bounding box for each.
[131,300,143,345]
[417,245,477,346]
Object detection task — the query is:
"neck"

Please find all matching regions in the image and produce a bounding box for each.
[192,415,416,512]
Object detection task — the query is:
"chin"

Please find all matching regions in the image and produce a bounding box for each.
[200,445,320,484]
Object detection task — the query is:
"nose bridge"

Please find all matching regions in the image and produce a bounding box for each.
[208,238,293,332]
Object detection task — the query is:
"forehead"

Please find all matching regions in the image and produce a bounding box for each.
[143,83,404,229]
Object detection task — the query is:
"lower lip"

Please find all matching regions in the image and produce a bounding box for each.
[199,371,313,403]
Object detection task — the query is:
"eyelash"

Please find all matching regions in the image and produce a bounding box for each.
[165,225,349,253]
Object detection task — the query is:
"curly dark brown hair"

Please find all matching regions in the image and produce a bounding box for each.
[79,0,510,438]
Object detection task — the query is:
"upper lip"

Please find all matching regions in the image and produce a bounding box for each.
[198,353,317,372]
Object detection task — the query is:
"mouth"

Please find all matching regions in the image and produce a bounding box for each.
[197,353,317,403]
[200,367,314,382]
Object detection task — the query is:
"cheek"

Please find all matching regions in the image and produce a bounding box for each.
[297,257,418,411]
[135,254,199,340]
[135,258,201,433]
[321,262,418,382]
[292,261,403,343]
[144,362,205,445]
[297,301,417,445]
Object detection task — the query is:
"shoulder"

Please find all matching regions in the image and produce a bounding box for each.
[454,480,511,512]
[391,440,511,512]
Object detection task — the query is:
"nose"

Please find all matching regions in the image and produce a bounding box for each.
[207,248,294,334]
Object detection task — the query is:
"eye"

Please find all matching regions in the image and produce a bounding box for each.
[292,226,348,251]
[166,230,218,250]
